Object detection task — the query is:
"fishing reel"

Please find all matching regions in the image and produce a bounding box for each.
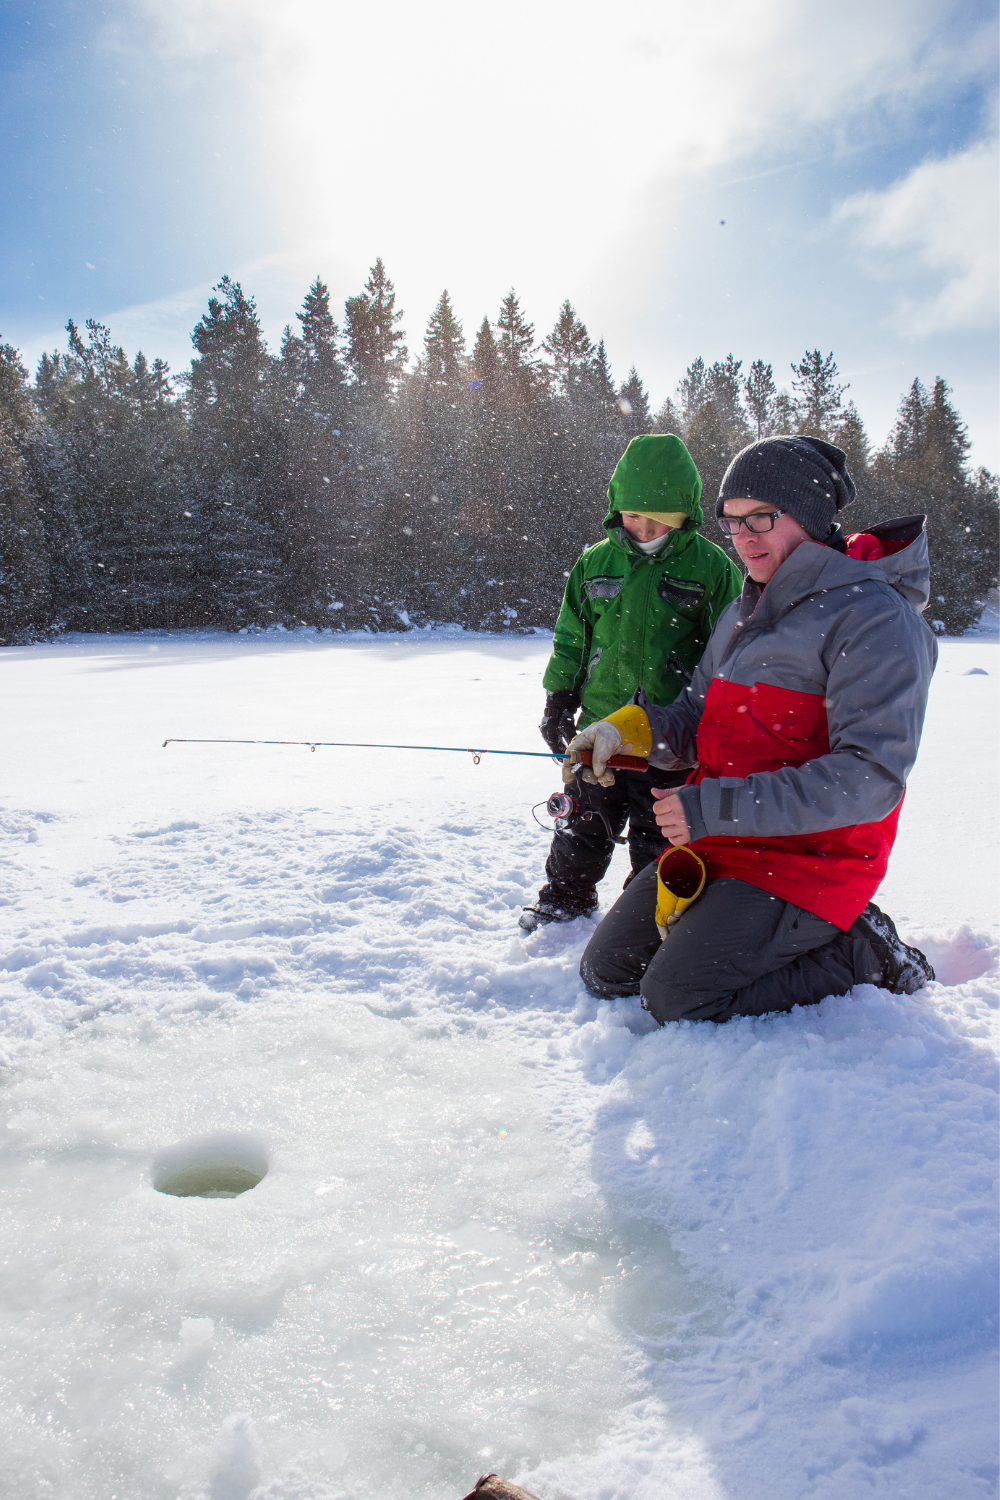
[532,789,625,844]
[545,790,581,828]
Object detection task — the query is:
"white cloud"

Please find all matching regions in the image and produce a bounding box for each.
[836,136,1000,336]
[124,0,995,327]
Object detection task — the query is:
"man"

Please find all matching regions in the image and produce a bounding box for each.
[521,434,741,932]
[568,434,937,1022]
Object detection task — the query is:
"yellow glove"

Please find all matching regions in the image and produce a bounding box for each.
[654,845,706,940]
[563,705,653,787]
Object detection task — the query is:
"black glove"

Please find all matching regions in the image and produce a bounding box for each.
[539,689,581,754]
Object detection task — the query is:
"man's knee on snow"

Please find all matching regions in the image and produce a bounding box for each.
[579,945,642,999]
[637,936,735,1025]
[638,969,711,1025]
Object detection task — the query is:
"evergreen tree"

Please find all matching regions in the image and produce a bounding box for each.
[536,308,615,591]
[333,261,410,625]
[344,258,407,396]
[828,399,878,527]
[543,301,595,398]
[705,355,748,436]
[496,289,546,404]
[34,350,62,411]
[26,320,193,630]
[461,292,552,621]
[678,357,708,431]
[0,342,48,641]
[272,280,358,626]
[884,378,929,466]
[791,349,848,437]
[685,400,735,507]
[924,375,971,484]
[672,355,750,505]
[282,276,346,412]
[471,316,500,396]
[188,277,269,460]
[771,391,796,434]
[835,400,871,478]
[744,359,777,439]
[871,376,998,632]
[591,339,621,449]
[5,276,996,646]
[617,368,651,436]
[653,395,684,435]
[889,378,927,461]
[592,340,616,405]
[422,290,466,393]
[186,279,282,625]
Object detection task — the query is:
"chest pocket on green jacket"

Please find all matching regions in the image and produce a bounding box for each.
[657,577,705,613]
[583,575,623,602]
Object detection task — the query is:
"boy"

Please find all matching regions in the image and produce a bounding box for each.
[520,433,742,931]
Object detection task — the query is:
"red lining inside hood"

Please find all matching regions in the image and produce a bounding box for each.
[845,532,911,560]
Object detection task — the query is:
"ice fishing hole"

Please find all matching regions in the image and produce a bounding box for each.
[152,1133,269,1200]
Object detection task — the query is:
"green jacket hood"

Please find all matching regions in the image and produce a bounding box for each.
[604,434,704,533]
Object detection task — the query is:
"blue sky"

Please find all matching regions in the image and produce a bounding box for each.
[2,0,997,465]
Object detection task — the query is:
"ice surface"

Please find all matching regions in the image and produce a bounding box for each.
[0,626,996,1499]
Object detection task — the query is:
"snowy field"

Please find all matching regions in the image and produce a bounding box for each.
[0,624,997,1500]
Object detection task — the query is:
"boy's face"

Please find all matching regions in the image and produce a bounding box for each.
[620,511,672,543]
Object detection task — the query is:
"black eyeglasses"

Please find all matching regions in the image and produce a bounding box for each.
[717,510,785,536]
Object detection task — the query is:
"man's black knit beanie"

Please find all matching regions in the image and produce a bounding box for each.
[716,436,856,541]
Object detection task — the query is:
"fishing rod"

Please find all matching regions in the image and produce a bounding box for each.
[161,737,649,771]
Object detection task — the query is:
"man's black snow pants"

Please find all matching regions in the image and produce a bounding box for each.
[580,862,881,1024]
[540,767,688,911]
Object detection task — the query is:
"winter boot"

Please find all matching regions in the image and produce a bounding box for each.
[851,902,935,994]
[518,891,598,933]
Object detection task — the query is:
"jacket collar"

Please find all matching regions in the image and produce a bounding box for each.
[734,524,932,631]
[606,518,696,561]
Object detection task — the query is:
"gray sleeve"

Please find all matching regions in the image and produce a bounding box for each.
[637,625,726,771]
[677,593,937,843]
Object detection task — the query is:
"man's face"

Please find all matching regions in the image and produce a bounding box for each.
[621,511,672,543]
[721,497,813,583]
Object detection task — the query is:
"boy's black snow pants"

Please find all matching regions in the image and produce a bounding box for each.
[580,862,882,1024]
[539,767,688,912]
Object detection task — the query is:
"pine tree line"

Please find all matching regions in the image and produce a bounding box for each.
[1,262,996,643]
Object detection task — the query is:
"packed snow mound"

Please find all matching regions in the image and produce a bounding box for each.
[0,629,996,1500]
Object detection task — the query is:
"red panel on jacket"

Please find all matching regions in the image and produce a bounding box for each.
[687,678,903,930]
[694,678,831,776]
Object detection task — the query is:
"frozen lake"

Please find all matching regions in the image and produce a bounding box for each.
[0,627,997,1500]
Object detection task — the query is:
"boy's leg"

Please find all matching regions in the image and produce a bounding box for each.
[581,873,877,1022]
[528,774,629,922]
[624,768,686,879]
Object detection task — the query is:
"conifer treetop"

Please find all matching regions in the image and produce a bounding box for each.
[543,301,595,398]
[344,258,407,395]
[423,290,466,391]
[496,290,536,372]
[744,359,777,440]
[791,348,848,437]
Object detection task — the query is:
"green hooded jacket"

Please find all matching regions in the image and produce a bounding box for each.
[543,435,743,726]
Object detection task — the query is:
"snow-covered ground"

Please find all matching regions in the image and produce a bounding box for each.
[0,624,997,1500]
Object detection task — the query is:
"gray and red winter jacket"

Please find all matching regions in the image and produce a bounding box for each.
[641,517,938,929]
